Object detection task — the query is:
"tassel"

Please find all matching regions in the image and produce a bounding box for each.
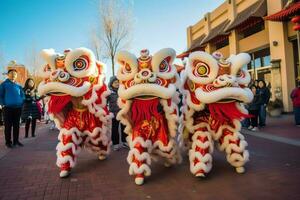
[48,95,72,114]
[131,98,161,125]
[208,102,250,124]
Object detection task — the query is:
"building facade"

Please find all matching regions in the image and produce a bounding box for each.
[6,61,29,85]
[179,0,298,112]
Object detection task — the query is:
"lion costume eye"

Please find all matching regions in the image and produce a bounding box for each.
[58,71,70,82]
[194,62,210,77]
[73,56,89,71]
[121,62,132,74]
[64,48,96,78]
[159,60,170,73]
[186,51,219,85]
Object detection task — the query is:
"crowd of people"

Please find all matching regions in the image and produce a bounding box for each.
[242,79,271,131]
[0,68,299,149]
[0,69,128,150]
[0,69,44,148]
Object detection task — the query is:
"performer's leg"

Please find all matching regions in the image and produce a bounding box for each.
[56,128,82,178]
[127,135,151,185]
[111,118,119,146]
[3,107,13,146]
[31,118,37,137]
[218,128,249,173]
[25,118,31,138]
[85,127,112,160]
[189,130,213,177]
[153,137,182,167]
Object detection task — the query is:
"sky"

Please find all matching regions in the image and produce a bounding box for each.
[0,0,224,80]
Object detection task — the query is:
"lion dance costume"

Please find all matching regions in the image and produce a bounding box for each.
[116,49,182,185]
[180,51,253,177]
[38,47,112,178]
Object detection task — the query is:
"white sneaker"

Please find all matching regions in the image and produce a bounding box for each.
[135,177,144,185]
[251,127,258,131]
[59,170,70,178]
[122,142,129,149]
[113,145,121,151]
[98,155,106,160]
[248,126,253,130]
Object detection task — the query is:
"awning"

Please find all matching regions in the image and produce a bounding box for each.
[265,1,300,21]
[225,0,267,31]
[188,34,206,51]
[176,52,190,59]
[174,64,185,73]
[200,20,230,45]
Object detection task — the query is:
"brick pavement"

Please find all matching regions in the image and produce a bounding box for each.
[0,122,299,200]
[256,114,300,140]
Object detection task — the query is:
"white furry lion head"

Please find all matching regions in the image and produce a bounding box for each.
[37,47,105,97]
[116,48,179,100]
[181,51,253,108]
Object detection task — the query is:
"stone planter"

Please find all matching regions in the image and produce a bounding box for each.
[268,108,282,117]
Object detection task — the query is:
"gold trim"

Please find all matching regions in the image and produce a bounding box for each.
[73,107,88,112]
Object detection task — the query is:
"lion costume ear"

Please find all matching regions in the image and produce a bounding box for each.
[40,49,58,71]
[227,53,251,75]
[227,53,251,86]
[116,50,138,81]
[151,48,176,79]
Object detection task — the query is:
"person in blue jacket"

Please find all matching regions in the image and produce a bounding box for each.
[0,69,25,148]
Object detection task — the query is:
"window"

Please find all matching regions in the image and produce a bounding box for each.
[239,19,265,39]
[215,38,229,50]
[247,48,271,70]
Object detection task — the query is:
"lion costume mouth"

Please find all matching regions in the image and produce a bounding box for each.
[38,81,91,97]
[118,83,176,100]
[195,87,253,104]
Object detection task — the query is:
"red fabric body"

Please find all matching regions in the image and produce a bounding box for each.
[208,102,250,123]
[131,98,169,146]
[48,95,72,114]
[63,108,102,132]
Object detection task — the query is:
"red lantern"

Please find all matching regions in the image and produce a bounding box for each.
[292,16,300,23]
[293,24,300,31]
[292,16,300,31]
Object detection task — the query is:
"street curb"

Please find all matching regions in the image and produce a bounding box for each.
[242,129,300,147]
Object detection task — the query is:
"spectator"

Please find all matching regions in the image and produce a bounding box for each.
[254,80,259,87]
[247,85,260,131]
[21,78,42,138]
[257,80,270,127]
[290,79,300,127]
[0,105,3,126]
[107,76,127,150]
[0,69,25,148]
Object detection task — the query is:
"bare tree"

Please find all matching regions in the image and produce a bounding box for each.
[90,28,102,61]
[97,0,133,75]
[25,43,43,86]
[0,45,7,80]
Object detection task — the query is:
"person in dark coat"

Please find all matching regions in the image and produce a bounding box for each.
[257,80,270,127]
[107,76,126,150]
[0,69,25,148]
[21,78,41,138]
[291,79,300,127]
[247,85,261,131]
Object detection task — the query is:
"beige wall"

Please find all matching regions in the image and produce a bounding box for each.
[217,45,230,58]
[239,28,269,52]
[267,0,295,112]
